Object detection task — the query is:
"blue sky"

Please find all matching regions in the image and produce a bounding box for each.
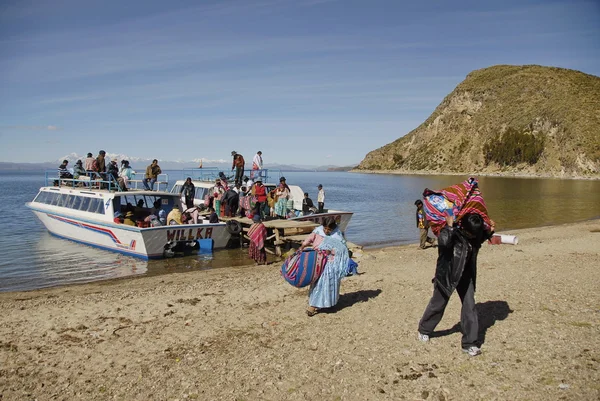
[1,0,598,165]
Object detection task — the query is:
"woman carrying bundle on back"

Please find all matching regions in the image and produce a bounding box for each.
[298,217,349,316]
[248,214,267,265]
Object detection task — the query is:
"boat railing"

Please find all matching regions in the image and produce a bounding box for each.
[181,168,282,184]
[46,171,169,192]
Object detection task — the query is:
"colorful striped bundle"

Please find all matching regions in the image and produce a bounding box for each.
[422,177,494,236]
[281,249,328,288]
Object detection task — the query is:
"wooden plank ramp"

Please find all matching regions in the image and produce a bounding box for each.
[220,216,362,258]
[220,216,318,256]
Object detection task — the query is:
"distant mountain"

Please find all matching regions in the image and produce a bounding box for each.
[0,162,56,171]
[357,65,600,178]
[0,155,353,172]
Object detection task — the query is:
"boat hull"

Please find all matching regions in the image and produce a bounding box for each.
[29,208,231,260]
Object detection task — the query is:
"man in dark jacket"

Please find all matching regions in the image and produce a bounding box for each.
[302,192,315,215]
[417,213,491,357]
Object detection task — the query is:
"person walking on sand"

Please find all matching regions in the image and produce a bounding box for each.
[317,184,325,213]
[417,213,492,357]
[415,200,435,249]
[299,217,349,317]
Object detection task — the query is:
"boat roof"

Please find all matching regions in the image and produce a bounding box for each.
[40,186,179,198]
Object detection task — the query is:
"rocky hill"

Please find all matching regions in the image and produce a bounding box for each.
[356,65,600,178]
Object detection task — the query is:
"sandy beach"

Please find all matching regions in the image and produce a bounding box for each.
[1,220,599,400]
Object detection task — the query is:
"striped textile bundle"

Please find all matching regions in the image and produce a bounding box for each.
[423,177,494,236]
[281,249,328,288]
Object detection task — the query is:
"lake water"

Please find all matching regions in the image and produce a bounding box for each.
[1,170,599,292]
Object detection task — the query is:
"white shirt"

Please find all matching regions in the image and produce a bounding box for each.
[318,189,325,203]
[252,153,263,169]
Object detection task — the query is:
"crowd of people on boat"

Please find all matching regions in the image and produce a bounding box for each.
[56,150,164,191]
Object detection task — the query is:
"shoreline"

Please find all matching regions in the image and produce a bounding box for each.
[349,168,600,181]
[1,219,599,400]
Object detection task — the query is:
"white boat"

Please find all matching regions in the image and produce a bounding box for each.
[170,168,353,232]
[27,176,232,260]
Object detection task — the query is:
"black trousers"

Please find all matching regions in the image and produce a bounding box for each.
[234,167,244,186]
[318,202,324,213]
[418,272,479,348]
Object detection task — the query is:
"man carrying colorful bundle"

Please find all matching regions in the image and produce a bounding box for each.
[416,177,495,357]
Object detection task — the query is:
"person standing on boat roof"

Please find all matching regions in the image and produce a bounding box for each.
[180,177,196,209]
[231,151,245,187]
[143,159,162,191]
[317,184,325,213]
[252,151,263,179]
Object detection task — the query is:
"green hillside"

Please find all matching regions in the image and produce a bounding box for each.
[357,65,600,178]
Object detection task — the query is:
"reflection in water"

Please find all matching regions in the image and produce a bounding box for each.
[0,233,149,292]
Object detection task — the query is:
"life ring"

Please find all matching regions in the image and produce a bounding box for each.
[226,220,242,235]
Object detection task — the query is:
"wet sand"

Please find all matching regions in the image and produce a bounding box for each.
[1,220,599,400]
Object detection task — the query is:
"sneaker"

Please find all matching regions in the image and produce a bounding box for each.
[417,332,429,342]
[462,346,482,356]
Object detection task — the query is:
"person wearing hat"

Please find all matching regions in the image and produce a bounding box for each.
[274,177,291,218]
[210,179,225,216]
[73,160,86,179]
[415,199,435,249]
[107,160,119,186]
[123,211,136,226]
[248,214,267,265]
[231,151,245,187]
[251,178,267,219]
[317,184,325,213]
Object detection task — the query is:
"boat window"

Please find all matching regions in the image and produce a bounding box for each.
[88,198,102,214]
[45,192,56,205]
[64,195,76,209]
[172,185,181,194]
[56,194,68,207]
[195,187,208,200]
[80,197,91,211]
[34,192,48,204]
[71,196,82,210]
